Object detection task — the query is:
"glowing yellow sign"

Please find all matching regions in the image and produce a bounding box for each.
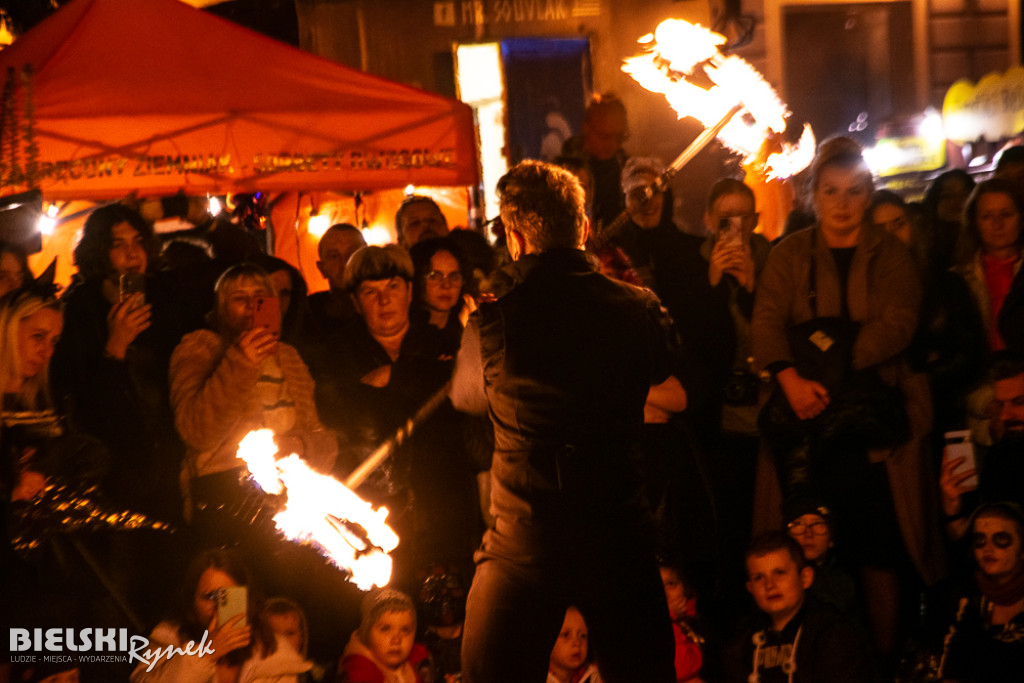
[943,67,1024,144]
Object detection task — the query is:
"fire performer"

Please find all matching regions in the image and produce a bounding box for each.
[452,161,678,682]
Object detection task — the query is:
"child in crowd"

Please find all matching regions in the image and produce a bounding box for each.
[547,607,602,683]
[130,549,312,683]
[784,495,858,619]
[722,532,871,683]
[416,566,467,682]
[339,589,429,683]
[262,597,330,682]
[938,502,1024,681]
[658,557,705,682]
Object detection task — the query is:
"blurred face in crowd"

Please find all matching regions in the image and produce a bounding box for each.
[365,610,415,671]
[16,307,62,387]
[267,611,303,654]
[746,549,813,630]
[996,161,1024,197]
[221,276,272,338]
[399,202,448,248]
[813,164,872,244]
[993,373,1024,443]
[936,176,972,224]
[108,221,147,279]
[975,191,1021,258]
[0,251,25,297]
[317,229,365,291]
[353,277,412,339]
[660,567,689,621]
[872,203,912,246]
[705,192,757,240]
[787,513,832,563]
[583,107,628,161]
[549,607,588,680]
[193,567,239,626]
[423,250,463,316]
[625,174,663,230]
[973,515,1024,583]
[269,270,292,316]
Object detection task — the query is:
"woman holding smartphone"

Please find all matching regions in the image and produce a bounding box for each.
[169,263,336,548]
[131,548,312,683]
[51,204,188,523]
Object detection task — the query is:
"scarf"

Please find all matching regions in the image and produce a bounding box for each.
[977,564,1024,606]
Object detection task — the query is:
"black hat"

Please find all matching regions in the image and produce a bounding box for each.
[783,492,832,526]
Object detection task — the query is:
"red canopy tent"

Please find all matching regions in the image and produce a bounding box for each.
[0,0,479,200]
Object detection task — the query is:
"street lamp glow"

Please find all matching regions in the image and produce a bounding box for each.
[308,213,331,238]
[37,204,58,235]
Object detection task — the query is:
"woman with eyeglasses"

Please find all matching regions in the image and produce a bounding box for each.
[409,236,473,349]
[938,502,1024,682]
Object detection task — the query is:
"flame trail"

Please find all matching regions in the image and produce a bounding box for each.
[236,429,398,590]
[622,19,814,180]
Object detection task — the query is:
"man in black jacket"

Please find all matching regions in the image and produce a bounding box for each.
[452,161,678,682]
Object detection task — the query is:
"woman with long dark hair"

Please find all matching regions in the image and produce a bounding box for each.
[131,548,312,682]
[51,204,186,523]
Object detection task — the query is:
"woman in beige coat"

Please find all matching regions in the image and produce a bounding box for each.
[752,137,944,665]
[169,263,336,544]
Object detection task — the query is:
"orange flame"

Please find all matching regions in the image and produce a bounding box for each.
[237,429,398,590]
[623,19,815,180]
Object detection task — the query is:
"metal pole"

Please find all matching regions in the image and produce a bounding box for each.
[593,103,744,246]
[343,383,452,490]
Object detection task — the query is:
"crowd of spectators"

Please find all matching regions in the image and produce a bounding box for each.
[2,93,1024,683]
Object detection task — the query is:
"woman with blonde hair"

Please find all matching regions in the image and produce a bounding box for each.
[169,263,336,544]
[1,288,64,504]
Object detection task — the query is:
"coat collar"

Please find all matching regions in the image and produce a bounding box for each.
[492,248,594,297]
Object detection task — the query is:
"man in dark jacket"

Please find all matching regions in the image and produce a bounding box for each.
[452,161,678,682]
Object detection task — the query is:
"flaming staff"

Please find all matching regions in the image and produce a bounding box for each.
[597,19,815,242]
[622,19,814,180]
[235,383,452,590]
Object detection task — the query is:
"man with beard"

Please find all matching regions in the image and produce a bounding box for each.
[940,351,1024,540]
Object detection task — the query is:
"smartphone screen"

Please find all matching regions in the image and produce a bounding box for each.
[253,296,281,340]
[119,272,146,306]
[217,586,248,627]
[944,430,978,490]
[717,216,743,248]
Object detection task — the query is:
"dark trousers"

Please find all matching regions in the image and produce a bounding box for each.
[461,516,676,682]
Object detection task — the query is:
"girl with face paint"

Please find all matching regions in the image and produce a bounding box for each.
[939,503,1024,681]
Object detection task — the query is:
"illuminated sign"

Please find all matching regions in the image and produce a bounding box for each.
[2,149,459,187]
[943,67,1024,145]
